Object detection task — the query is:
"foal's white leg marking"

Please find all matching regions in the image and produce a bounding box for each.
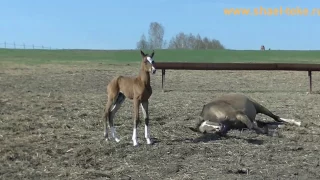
[132,128,138,146]
[280,118,301,127]
[108,103,121,142]
[108,95,125,142]
[141,103,152,144]
[110,127,120,142]
[109,104,120,142]
[144,124,151,144]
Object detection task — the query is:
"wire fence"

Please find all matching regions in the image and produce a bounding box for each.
[0,42,53,50]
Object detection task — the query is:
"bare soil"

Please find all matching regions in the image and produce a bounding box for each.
[1,63,320,180]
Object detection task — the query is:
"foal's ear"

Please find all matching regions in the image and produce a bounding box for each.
[150,50,155,58]
[140,50,146,57]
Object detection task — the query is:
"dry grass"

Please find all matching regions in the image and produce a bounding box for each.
[1,63,320,180]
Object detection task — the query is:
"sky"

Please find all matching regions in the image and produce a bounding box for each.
[0,0,319,50]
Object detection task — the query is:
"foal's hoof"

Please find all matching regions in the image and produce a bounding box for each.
[146,138,153,145]
[132,139,139,147]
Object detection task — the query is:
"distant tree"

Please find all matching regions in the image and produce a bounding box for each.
[135,22,225,50]
[168,32,225,50]
[162,39,168,49]
[136,34,149,49]
[148,22,165,49]
[195,34,203,49]
[168,32,187,49]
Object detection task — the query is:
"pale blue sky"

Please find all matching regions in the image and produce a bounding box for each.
[1,0,319,50]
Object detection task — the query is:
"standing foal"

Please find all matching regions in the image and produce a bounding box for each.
[104,50,156,146]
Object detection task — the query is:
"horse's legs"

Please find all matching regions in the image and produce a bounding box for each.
[132,99,140,146]
[108,92,126,142]
[141,100,152,145]
[236,113,267,134]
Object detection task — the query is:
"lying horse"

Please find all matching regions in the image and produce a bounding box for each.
[190,93,301,135]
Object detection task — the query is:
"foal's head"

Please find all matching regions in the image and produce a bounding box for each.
[140,50,156,74]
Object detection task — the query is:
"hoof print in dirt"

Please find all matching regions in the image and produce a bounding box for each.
[236,168,250,174]
[227,168,250,175]
[189,126,203,133]
[147,138,157,145]
[193,133,222,143]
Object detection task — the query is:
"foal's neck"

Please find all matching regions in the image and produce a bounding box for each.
[138,67,150,86]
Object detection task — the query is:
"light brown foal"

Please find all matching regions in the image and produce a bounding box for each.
[104,50,156,146]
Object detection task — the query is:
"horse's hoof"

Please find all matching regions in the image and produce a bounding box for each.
[115,138,120,142]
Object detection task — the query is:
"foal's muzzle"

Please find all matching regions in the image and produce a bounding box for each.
[151,66,156,74]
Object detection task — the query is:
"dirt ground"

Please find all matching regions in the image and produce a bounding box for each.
[1,63,320,180]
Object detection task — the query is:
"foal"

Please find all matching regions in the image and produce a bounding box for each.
[104,50,156,146]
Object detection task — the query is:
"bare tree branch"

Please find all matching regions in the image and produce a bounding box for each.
[148,22,165,49]
[136,34,149,50]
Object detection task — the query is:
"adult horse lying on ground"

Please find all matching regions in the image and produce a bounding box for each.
[103,50,156,146]
[190,93,301,136]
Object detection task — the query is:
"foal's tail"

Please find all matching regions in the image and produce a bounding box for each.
[104,76,123,117]
[107,76,123,95]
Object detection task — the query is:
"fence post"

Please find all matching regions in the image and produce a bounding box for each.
[308,71,312,93]
[13,42,16,49]
[161,69,166,92]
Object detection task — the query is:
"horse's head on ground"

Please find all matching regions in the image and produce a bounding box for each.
[140,50,156,74]
[189,104,222,134]
[190,119,222,134]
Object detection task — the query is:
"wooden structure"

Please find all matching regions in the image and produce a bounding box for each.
[155,62,320,93]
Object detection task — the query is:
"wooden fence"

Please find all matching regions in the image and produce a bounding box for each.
[0,42,52,50]
[155,62,320,93]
